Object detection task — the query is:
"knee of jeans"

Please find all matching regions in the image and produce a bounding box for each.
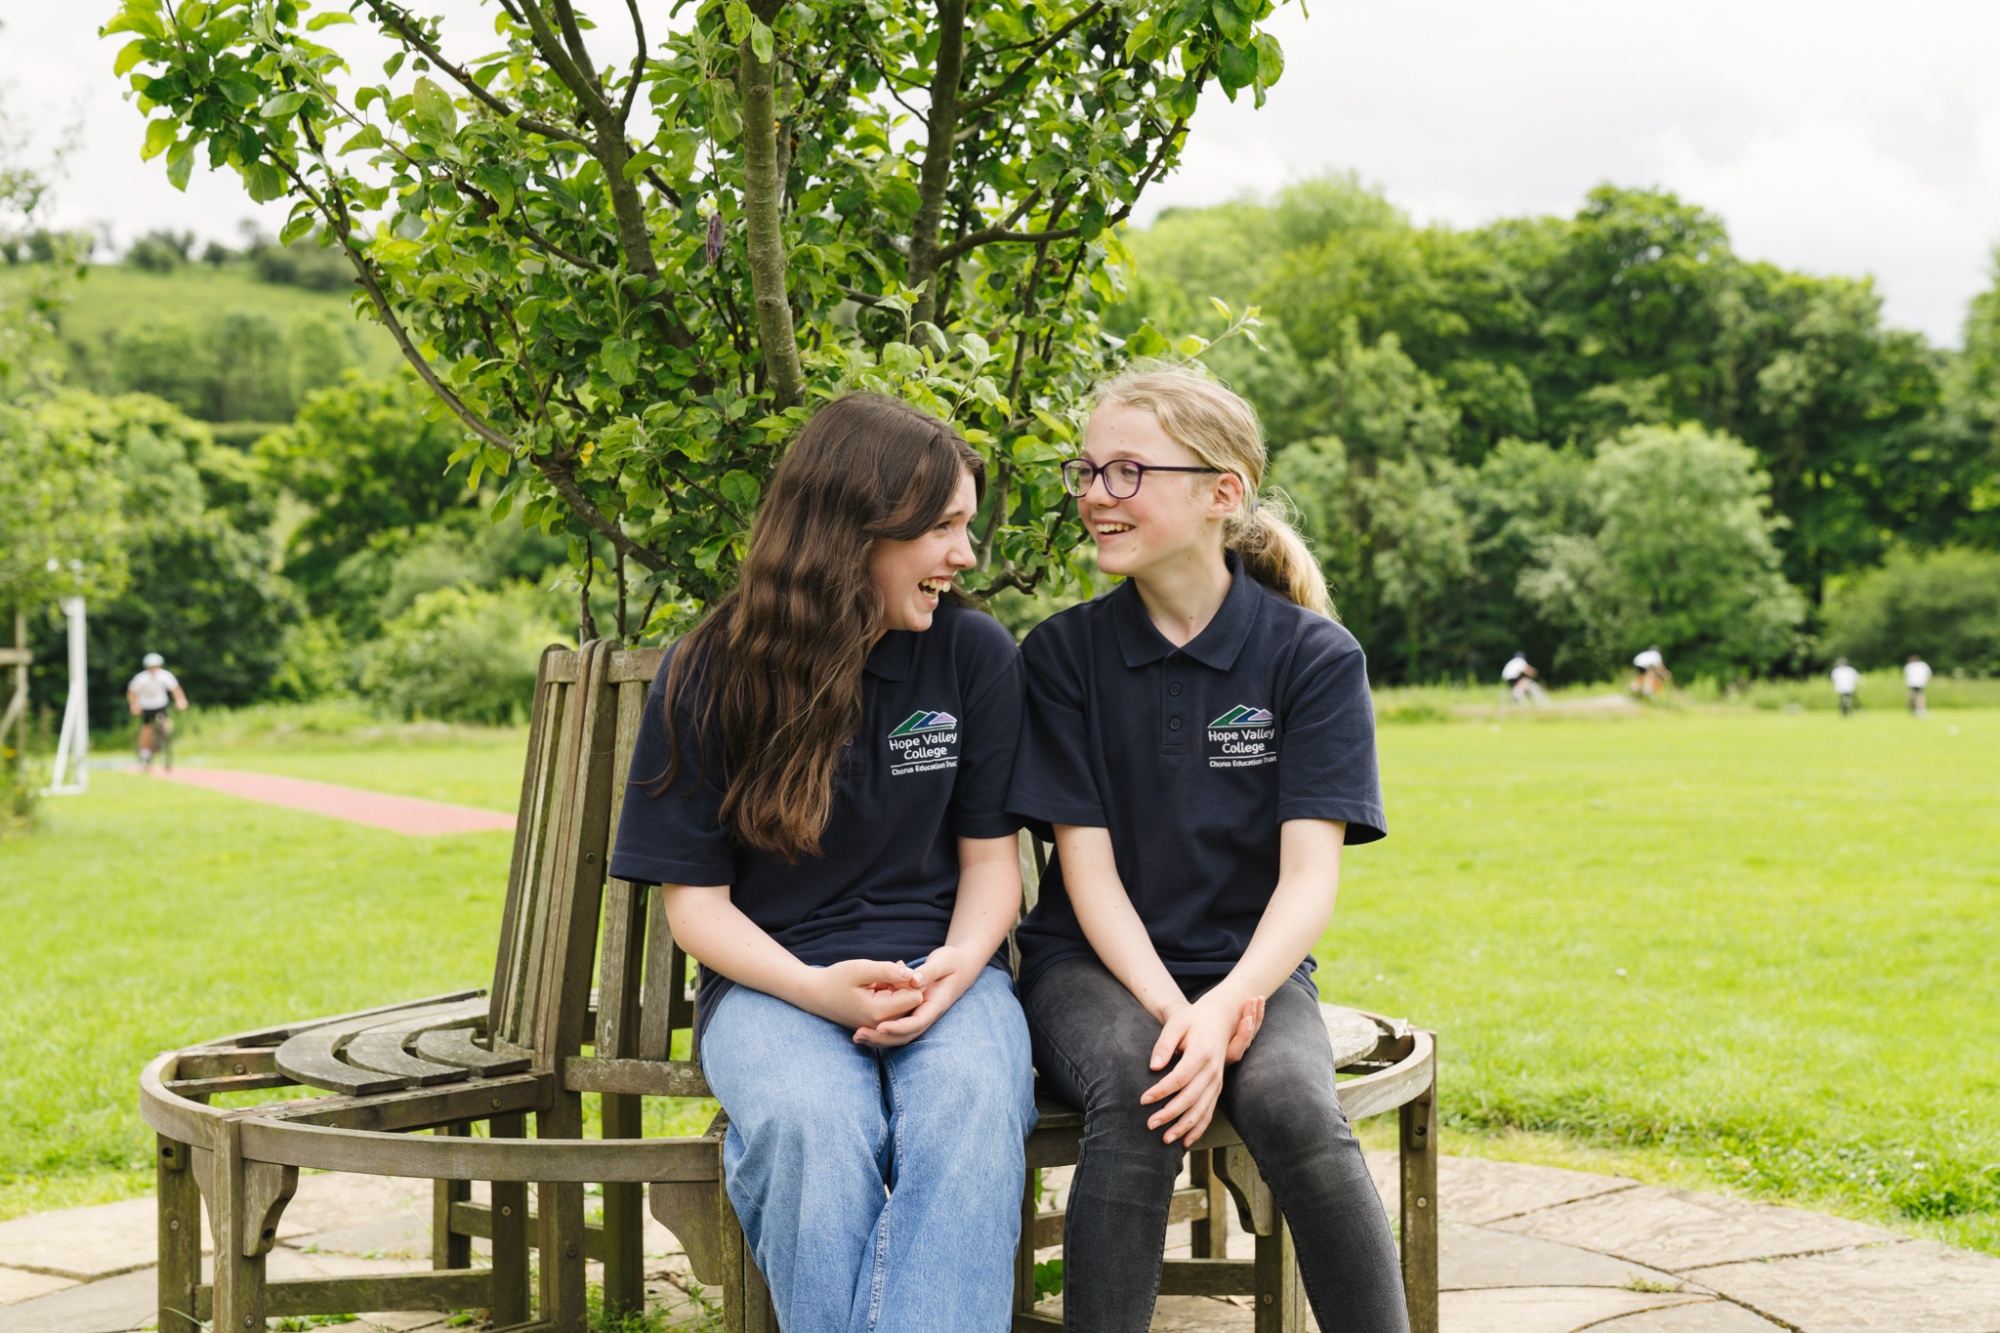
[734,1100,883,1174]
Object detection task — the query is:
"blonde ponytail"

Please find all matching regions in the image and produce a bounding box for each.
[1092,363,1335,619]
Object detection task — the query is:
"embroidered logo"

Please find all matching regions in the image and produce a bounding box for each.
[1206,704,1277,769]
[886,710,960,775]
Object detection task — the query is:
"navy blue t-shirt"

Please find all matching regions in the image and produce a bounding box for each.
[608,600,1024,1033]
[1008,555,1386,1000]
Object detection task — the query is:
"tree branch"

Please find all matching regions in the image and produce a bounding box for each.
[618,0,647,125]
[358,0,588,147]
[957,3,1103,117]
[739,8,805,409]
[908,0,969,327]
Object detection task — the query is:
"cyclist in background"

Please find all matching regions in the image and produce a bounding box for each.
[1501,651,1546,705]
[1630,645,1671,698]
[1830,658,1860,717]
[127,652,187,773]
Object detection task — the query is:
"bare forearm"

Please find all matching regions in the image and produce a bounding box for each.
[1212,819,1345,1007]
[945,835,1021,960]
[1055,825,1184,1022]
[660,885,820,1011]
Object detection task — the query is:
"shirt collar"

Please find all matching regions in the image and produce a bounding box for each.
[1110,551,1262,671]
[864,629,916,681]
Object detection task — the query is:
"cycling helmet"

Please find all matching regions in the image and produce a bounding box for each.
[143,652,165,667]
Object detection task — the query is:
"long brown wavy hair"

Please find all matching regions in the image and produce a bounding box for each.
[655,393,985,861]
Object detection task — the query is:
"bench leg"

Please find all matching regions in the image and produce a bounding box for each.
[433,1124,473,1272]
[211,1122,270,1333]
[538,1095,590,1332]
[1012,1170,1038,1319]
[490,1113,532,1327]
[1399,1038,1439,1333]
[157,1137,202,1333]
[1189,1148,1229,1258]
[601,1092,646,1319]
[1253,1220,1306,1333]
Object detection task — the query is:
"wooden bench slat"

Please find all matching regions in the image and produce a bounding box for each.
[563,1057,711,1098]
[275,1000,492,1095]
[413,1028,533,1077]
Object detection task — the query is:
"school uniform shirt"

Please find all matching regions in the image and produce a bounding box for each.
[1830,665,1860,695]
[608,600,1023,1039]
[1904,660,1932,689]
[1008,554,1386,1001]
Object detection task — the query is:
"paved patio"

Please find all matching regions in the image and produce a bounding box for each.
[3,1153,1996,1332]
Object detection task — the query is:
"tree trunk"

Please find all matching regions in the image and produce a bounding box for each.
[739,17,805,410]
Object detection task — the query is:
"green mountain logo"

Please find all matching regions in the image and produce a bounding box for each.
[1208,705,1274,728]
[889,710,958,736]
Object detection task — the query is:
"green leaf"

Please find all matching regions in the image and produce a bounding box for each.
[1123,16,1157,56]
[412,76,457,135]
[113,39,150,77]
[600,337,640,385]
[216,74,261,107]
[1211,0,1254,47]
[1255,31,1285,84]
[960,332,992,369]
[306,11,355,29]
[750,18,775,63]
[340,123,384,154]
[104,8,167,39]
[1216,40,1258,94]
[140,116,179,161]
[724,0,751,41]
[165,140,195,191]
[622,150,666,181]
[261,90,308,121]
[244,160,285,201]
[473,163,515,215]
[718,469,760,510]
[278,209,315,246]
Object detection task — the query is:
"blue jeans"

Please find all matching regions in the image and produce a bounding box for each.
[700,965,1037,1333]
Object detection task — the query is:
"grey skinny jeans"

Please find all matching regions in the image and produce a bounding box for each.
[1025,957,1410,1333]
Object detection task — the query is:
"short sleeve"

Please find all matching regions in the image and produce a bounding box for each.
[1007,616,1108,829]
[1275,623,1387,842]
[607,655,739,887]
[946,612,1026,839]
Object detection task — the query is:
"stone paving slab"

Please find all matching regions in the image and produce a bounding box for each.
[0,1271,77,1308]
[1694,1240,2000,1333]
[1437,1157,1641,1225]
[0,1201,164,1282]
[1440,1222,1691,1292]
[1437,1285,1708,1332]
[1588,1301,1789,1330]
[1492,1182,1905,1272]
[0,1267,154,1333]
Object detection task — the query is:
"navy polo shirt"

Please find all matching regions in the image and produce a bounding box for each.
[1008,554,1386,1000]
[608,600,1023,1032]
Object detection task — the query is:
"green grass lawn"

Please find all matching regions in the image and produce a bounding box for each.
[1330,706,2000,1253]
[3,707,1996,1262]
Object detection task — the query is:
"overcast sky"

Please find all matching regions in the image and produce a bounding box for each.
[5,0,1996,346]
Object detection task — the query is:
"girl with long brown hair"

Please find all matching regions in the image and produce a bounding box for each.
[609,393,1034,1333]
[1008,367,1409,1331]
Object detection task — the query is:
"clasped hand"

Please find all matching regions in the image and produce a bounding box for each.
[1139,990,1266,1146]
[802,946,981,1049]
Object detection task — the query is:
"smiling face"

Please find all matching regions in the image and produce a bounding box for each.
[867,468,979,633]
[1078,401,1241,581]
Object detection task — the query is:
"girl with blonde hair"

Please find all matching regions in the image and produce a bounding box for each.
[1008,366,1407,1331]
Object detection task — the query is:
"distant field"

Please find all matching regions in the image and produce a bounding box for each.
[7,261,401,376]
[3,707,1996,1262]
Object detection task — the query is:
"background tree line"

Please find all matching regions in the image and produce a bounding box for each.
[1108,175,2000,682]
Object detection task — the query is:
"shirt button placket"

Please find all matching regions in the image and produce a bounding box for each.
[1163,659,1186,752]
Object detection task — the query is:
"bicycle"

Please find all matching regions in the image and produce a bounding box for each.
[138,708,175,773]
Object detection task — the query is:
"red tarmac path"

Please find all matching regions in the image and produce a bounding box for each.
[157,767,517,836]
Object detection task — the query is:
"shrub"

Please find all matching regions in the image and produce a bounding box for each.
[1823,547,2000,674]
[358,584,566,725]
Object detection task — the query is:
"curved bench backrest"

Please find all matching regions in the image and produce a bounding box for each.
[488,641,624,1065]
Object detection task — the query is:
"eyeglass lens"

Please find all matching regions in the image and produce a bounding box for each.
[1062,459,1145,498]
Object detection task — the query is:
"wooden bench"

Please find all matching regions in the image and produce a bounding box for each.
[140,639,1438,1333]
